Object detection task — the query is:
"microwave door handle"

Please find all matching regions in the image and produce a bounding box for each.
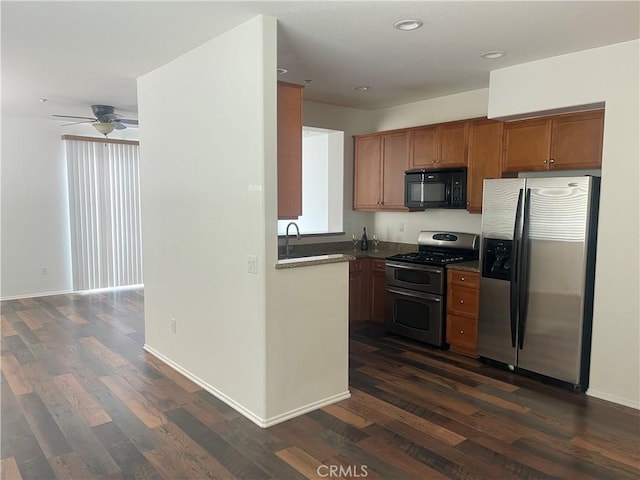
[445,183,451,204]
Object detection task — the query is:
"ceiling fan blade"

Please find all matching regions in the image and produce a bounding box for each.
[52,114,97,121]
[60,120,93,126]
[118,118,139,126]
[113,122,127,130]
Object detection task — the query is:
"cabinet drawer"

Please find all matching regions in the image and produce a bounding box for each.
[447,286,479,317]
[446,314,478,356]
[447,269,479,288]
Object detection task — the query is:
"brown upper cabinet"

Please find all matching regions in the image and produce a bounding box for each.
[467,119,504,213]
[354,130,409,211]
[409,121,469,169]
[277,82,303,219]
[502,110,604,173]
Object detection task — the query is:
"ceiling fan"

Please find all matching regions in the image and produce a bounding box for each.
[52,105,138,136]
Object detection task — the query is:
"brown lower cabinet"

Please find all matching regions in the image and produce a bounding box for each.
[349,258,386,323]
[446,269,480,357]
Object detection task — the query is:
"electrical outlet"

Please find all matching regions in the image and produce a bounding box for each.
[170,318,177,334]
[247,255,258,274]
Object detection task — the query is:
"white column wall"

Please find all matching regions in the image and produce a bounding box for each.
[488,40,640,409]
[137,16,275,421]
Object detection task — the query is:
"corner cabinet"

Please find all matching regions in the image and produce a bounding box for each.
[446,269,480,357]
[353,131,409,211]
[466,119,504,213]
[503,110,604,173]
[277,82,303,219]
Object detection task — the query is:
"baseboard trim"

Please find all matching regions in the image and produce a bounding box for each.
[143,344,350,428]
[1,289,73,301]
[587,388,640,410]
[262,390,352,428]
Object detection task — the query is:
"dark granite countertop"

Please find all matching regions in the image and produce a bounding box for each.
[280,241,414,262]
[446,260,480,273]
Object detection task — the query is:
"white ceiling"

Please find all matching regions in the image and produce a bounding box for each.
[3,1,639,124]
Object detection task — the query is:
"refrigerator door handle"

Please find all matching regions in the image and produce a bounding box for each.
[510,188,524,348]
[518,188,532,350]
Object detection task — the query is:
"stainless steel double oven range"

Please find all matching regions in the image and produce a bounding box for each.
[385,231,479,347]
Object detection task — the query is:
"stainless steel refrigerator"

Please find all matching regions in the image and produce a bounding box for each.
[477,176,600,391]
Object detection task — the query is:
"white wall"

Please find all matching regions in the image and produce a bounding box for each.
[368,89,490,242]
[488,40,640,409]
[0,116,138,299]
[138,16,273,422]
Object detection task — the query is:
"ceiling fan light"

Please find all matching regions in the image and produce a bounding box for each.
[92,122,115,135]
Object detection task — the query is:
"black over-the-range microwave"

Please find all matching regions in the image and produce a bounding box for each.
[404,167,467,209]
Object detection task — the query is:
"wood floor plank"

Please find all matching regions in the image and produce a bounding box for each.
[0,457,23,480]
[165,406,270,479]
[56,306,89,325]
[1,314,17,337]
[54,373,112,427]
[350,388,466,446]
[17,391,73,458]
[91,421,161,480]
[48,452,96,480]
[79,337,128,368]
[1,354,33,395]
[100,375,167,429]
[15,310,43,331]
[144,352,202,393]
[275,446,323,479]
[321,403,373,429]
[96,313,136,334]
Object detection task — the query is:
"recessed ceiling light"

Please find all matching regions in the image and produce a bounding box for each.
[352,85,371,92]
[393,19,423,31]
[481,50,506,59]
[277,67,288,74]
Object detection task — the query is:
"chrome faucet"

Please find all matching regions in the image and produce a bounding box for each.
[285,222,301,257]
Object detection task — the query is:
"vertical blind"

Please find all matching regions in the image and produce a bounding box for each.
[64,137,143,291]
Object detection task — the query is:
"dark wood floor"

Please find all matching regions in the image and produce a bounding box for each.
[1,289,639,480]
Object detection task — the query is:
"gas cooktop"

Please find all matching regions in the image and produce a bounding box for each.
[386,231,479,267]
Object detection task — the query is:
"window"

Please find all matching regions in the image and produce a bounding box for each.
[277,126,344,235]
[64,136,142,291]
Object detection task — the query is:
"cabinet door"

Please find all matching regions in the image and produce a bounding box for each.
[370,260,386,324]
[503,118,552,173]
[551,110,604,170]
[277,82,303,219]
[409,126,437,169]
[381,131,409,210]
[467,120,503,213]
[436,121,469,167]
[353,135,383,210]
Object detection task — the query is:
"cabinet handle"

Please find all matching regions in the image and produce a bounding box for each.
[460,277,465,281]
[550,158,555,164]
[543,160,548,164]
[460,330,464,334]
[460,300,464,304]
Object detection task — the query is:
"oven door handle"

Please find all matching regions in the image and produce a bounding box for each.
[385,262,442,274]
[386,287,442,303]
